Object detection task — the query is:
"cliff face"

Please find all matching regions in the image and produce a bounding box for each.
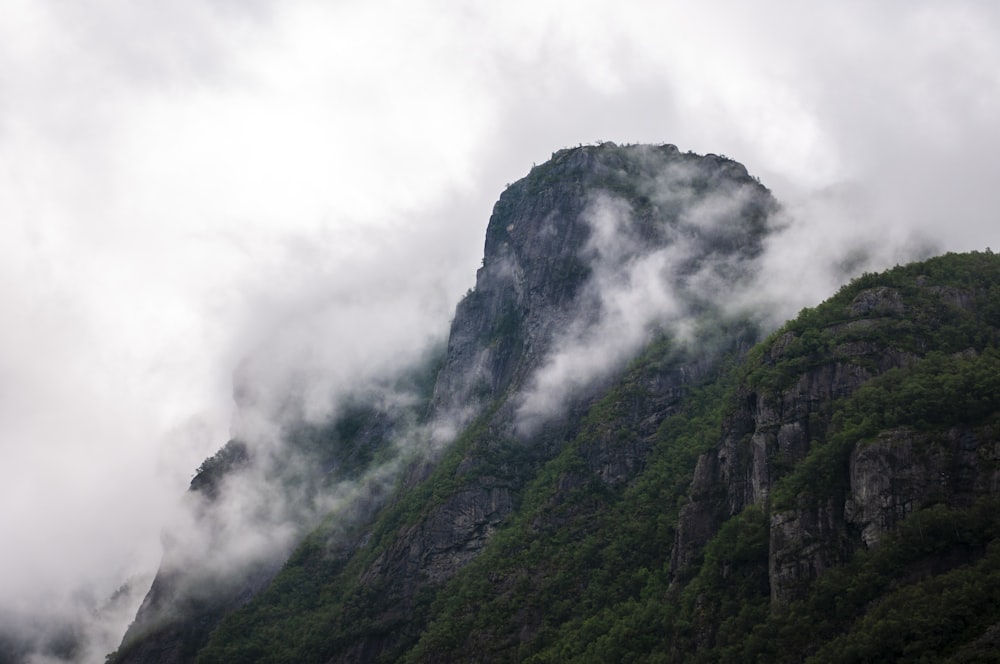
[431,143,771,423]
[286,143,776,662]
[673,267,1000,613]
[113,144,1000,663]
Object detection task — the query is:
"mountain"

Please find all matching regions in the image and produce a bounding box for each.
[110,144,1000,663]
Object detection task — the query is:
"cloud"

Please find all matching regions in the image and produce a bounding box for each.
[516,156,773,432]
[2,0,1000,660]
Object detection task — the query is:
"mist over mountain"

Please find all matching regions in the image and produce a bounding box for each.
[6,4,1000,663]
[75,144,1000,663]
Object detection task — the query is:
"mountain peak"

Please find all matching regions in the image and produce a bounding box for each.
[109,146,1000,664]
[433,143,775,430]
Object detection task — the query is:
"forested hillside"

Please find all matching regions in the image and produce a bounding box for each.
[111,145,1000,663]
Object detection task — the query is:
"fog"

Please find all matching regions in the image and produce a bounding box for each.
[515,157,773,433]
[2,1,999,661]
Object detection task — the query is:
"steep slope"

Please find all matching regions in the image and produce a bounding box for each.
[110,350,445,663]
[178,143,777,662]
[431,143,770,424]
[409,250,1000,663]
[114,143,1000,663]
[196,248,1000,663]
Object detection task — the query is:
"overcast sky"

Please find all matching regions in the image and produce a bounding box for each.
[2,0,999,651]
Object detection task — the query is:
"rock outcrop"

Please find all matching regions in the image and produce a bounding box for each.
[431,143,773,422]
[673,272,1000,608]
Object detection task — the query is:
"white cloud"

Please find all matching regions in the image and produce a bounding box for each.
[515,167,768,432]
[2,0,1000,659]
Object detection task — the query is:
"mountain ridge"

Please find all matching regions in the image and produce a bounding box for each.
[108,144,1000,663]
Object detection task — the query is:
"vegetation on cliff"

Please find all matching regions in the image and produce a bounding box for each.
[110,143,1000,663]
[189,252,1000,663]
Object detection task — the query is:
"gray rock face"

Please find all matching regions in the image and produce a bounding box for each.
[431,143,774,425]
[767,495,849,604]
[363,483,514,588]
[848,286,905,317]
[672,354,877,573]
[672,280,1000,606]
[846,424,1000,547]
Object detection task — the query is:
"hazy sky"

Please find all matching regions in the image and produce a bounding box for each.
[2,0,999,654]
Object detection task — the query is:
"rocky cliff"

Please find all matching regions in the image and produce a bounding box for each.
[110,144,1000,663]
[673,257,1000,610]
[200,143,774,662]
[658,252,1000,660]
[431,142,771,423]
